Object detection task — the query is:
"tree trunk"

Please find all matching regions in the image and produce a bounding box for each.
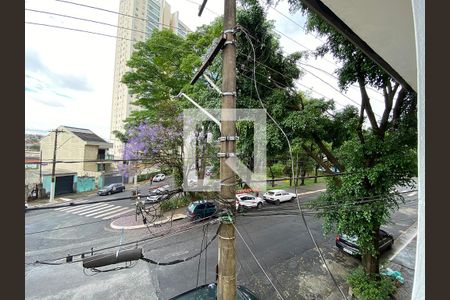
[362,226,381,275]
[300,169,306,186]
[268,165,275,187]
[314,164,318,183]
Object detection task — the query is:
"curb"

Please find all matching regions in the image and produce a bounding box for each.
[297,189,326,196]
[388,221,417,262]
[110,213,187,230]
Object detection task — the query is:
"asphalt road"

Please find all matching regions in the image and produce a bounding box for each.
[25,184,418,300]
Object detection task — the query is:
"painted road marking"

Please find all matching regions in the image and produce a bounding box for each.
[55,202,105,212]
[102,208,135,220]
[77,204,113,215]
[84,206,122,217]
[62,203,109,213]
[94,207,129,219]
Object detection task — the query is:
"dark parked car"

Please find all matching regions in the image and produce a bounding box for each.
[336,229,394,256]
[170,283,258,300]
[98,183,125,196]
[186,200,218,221]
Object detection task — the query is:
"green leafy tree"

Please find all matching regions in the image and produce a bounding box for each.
[278,1,418,277]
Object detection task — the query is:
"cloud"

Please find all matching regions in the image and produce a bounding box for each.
[28,95,65,108]
[25,51,92,92]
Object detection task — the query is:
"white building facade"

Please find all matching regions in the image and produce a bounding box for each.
[110,0,190,159]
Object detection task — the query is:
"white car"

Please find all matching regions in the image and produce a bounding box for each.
[263,189,297,205]
[146,185,170,203]
[236,193,264,210]
[152,173,166,182]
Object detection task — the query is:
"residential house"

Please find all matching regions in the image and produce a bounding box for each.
[39,126,115,195]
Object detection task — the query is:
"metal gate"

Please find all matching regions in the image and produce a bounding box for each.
[55,175,74,195]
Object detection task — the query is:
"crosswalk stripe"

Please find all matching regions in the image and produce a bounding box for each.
[94,207,129,219]
[56,202,105,212]
[77,204,113,216]
[102,208,135,220]
[63,203,109,213]
[84,206,122,217]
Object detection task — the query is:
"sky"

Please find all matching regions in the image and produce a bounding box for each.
[25,0,386,141]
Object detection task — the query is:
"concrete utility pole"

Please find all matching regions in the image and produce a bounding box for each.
[49,129,62,202]
[217,0,237,299]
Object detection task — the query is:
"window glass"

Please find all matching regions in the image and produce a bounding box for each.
[187,203,196,212]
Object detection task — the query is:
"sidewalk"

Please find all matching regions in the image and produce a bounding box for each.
[27,181,151,208]
[110,206,188,230]
[387,222,417,299]
[285,182,326,194]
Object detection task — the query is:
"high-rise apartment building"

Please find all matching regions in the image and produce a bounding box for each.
[110,0,189,159]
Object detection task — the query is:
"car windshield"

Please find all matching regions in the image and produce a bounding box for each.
[187,203,196,212]
[342,234,358,243]
[267,192,274,195]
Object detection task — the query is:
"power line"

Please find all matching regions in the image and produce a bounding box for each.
[26,21,137,42]
[25,8,192,46]
[296,62,382,118]
[28,215,220,266]
[298,61,384,98]
[26,14,378,116]
[183,0,220,16]
[238,48,371,113]
[26,8,148,35]
[25,21,194,57]
[26,210,137,235]
[55,0,190,33]
[141,225,218,266]
[268,4,325,43]
[241,26,347,299]
[233,223,285,300]
[26,189,182,212]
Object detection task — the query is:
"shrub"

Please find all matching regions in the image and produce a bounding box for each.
[347,267,396,300]
[160,196,190,212]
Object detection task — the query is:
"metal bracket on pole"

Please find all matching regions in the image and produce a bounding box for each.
[177,93,221,128]
[223,40,236,47]
[217,152,236,158]
[223,29,236,34]
[203,74,222,95]
[218,136,239,142]
[222,92,236,97]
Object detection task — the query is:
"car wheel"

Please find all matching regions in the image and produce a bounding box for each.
[257,203,262,209]
[290,197,296,202]
[275,200,280,206]
[108,191,111,195]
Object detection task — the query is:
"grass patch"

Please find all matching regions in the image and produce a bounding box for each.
[159,196,190,212]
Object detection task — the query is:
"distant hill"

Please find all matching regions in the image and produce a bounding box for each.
[25,134,43,151]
